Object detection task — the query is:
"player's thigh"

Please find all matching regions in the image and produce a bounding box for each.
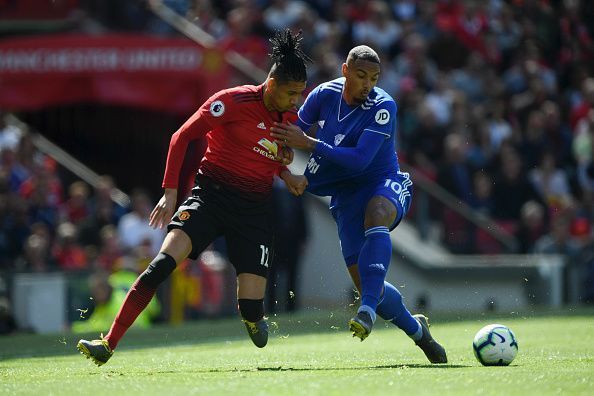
[225,217,271,279]
[160,229,193,264]
[167,194,224,260]
[373,172,413,230]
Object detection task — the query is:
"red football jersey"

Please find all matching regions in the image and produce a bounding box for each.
[162,84,296,197]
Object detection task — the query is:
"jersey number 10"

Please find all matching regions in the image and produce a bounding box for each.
[384,178,403,194]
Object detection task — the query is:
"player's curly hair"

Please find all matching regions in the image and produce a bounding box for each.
[268,29,312,84]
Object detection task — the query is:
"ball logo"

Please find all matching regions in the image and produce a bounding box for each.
[209,100,225,117]
[375,109,390,125]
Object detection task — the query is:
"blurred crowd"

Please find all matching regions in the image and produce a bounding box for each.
[6,0,590,255]
[82,0,594,256]
[96,0,593,291]
[211,0,593,258]
[0,116,241,331]
[2,0,594,330]
[0,116,164,274]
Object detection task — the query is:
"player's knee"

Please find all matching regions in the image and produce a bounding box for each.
[238,298,264,322]
[364,197,396,228]
[139,252,177,288]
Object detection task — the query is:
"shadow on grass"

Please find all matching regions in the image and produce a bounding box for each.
[256,363,470,371]
[86,363,470,376]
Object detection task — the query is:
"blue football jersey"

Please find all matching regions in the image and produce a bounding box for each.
[297,77,400,196]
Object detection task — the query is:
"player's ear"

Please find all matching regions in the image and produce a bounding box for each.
[341,63,348,78]
[267,77,277,91]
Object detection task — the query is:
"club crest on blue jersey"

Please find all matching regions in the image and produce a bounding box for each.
[334,134,345,146]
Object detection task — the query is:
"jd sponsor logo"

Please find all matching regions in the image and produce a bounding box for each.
[375,109,390,125]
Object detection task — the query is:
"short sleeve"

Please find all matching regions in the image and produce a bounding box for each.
[363,99,397,139]
[197,90,238,129]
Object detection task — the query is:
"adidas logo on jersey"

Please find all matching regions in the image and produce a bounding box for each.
[257,122,266,129]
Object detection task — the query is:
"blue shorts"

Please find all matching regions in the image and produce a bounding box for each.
[330,171,413,266]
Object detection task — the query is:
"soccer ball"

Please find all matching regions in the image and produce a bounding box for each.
[472,324,518,366]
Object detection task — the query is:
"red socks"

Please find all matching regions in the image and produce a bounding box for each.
[105,278,156,350]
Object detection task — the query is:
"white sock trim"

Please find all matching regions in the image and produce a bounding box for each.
[358,305,377,323]
[364,226,390,237]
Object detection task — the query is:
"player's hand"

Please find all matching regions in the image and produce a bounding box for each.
[281,173,308,196]
[149,188,177,229]
[275,145,294,165]
[270,122,317,152]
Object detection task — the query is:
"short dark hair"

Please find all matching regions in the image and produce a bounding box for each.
[346,45,380,65]
[268,29,312,84]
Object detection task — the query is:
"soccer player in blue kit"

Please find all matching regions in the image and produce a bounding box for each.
[271,45,447,364]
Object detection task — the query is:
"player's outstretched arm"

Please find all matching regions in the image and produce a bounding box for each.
[272,122,385,171]
[149,188,178,229]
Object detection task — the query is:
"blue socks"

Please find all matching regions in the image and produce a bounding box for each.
[376,281,422,340]
[358,225,422,340]
[358,226,391,320]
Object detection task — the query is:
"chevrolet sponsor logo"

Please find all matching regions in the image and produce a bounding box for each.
[253,146,276,160]
[257,138,278,157]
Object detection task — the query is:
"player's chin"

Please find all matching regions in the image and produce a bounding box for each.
[280,104,296,112]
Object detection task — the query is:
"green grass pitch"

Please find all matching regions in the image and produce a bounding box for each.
[1,308,593,395]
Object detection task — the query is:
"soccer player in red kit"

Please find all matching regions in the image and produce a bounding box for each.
[77,29,311,366]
